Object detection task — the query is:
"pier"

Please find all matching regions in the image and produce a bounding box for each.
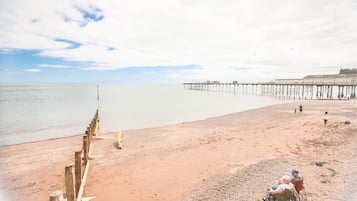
[184,80,357,100]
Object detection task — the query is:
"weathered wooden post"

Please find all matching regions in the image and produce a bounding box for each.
[95,110,99,136]
[90,125,93,141]
[83,136,88,165]
[86,126,91,145]
[95,112,99,136]
[92,119,97,136]
[91,121,94,136]
[91,120,95,135]
[90,121,94,136]
[74,151,82,196]
[65,164,75,201]
[49,190,63,201]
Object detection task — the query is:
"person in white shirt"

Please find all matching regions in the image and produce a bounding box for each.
[269,175,294,195]
[263,175,295,201]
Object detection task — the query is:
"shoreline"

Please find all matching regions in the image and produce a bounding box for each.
[0,99,289,147]
[1,100,357,200]
[0,133,84,148]
[1,98,351,148]
[0,83,287,148]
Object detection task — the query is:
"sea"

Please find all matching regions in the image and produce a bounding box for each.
[0,83,288,146]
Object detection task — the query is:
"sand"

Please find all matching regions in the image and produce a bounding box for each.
[0,100,357,201]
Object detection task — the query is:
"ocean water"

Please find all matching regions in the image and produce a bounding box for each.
[0,83,287,146]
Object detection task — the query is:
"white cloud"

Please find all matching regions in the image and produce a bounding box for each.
[1,0,357,81]
[24,69,41,73]
[37,64,70,68]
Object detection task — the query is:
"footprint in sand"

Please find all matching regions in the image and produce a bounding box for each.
[327,168,337,177]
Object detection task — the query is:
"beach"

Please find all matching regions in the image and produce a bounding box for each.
[1,100,357,201]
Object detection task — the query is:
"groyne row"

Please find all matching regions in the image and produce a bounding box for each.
[49,110,99,201]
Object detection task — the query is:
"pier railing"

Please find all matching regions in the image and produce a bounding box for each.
[49,110,99,201]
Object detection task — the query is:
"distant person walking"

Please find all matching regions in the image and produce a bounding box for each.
[324,112,329,124]
[299,104,303,112]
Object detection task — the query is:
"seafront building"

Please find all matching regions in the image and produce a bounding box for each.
[275,73,357,85]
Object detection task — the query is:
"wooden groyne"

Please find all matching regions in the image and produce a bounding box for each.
[49,110,99,201]
[184,81,357,100]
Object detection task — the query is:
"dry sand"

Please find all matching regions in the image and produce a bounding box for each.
[1,100,357,201]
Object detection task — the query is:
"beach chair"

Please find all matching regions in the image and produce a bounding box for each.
[263,189,296,201]
[293,179,307,201]
[272,188,296,201]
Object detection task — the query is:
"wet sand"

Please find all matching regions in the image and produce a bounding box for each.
[1,100,356,201]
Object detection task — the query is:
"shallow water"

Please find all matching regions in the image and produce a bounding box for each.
[0,83,287,145]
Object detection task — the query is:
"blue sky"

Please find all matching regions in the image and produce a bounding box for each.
[0,50,200,83]
[1,0,357,83]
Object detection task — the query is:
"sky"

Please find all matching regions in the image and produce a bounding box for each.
[1,0,357,83]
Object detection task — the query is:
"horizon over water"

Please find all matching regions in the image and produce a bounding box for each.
[0,83,288,146]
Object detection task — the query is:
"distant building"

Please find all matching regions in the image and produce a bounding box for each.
[340,68,357,74]
[274,70,357,85]
[303,74,357,84]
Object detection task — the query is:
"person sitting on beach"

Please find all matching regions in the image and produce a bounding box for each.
[263,175,294,201]
[299,104,303,112]
[290,169,302,184]
[269,175,294,195]
[291,169,305,194]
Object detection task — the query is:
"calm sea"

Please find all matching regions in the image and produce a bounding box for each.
[0,83,287,146]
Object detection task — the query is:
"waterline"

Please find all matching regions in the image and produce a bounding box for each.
[0,83,288,146]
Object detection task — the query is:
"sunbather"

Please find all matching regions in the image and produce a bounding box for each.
[269,175,294,195]
[263,175,295,201]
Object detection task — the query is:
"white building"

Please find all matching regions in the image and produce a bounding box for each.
[274,74,357,85]
[303,74,357,85]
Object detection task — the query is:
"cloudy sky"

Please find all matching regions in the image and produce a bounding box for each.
[1,0,357,83]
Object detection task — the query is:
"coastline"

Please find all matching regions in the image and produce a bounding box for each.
[0,83,286,147]
[0,96,287,147]
[1,100,356,200]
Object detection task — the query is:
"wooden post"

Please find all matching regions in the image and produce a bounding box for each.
[86,126,91,146]
[83,136,88,165]
[96,114,99,136]
[91,120,95,136]
[65,165,75,201]
[50,190,63,201]
[89,126,93,146]
[74,151,82,196]
[89,125,92,140]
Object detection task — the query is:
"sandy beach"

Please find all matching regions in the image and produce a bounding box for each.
[1,100,357,201]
